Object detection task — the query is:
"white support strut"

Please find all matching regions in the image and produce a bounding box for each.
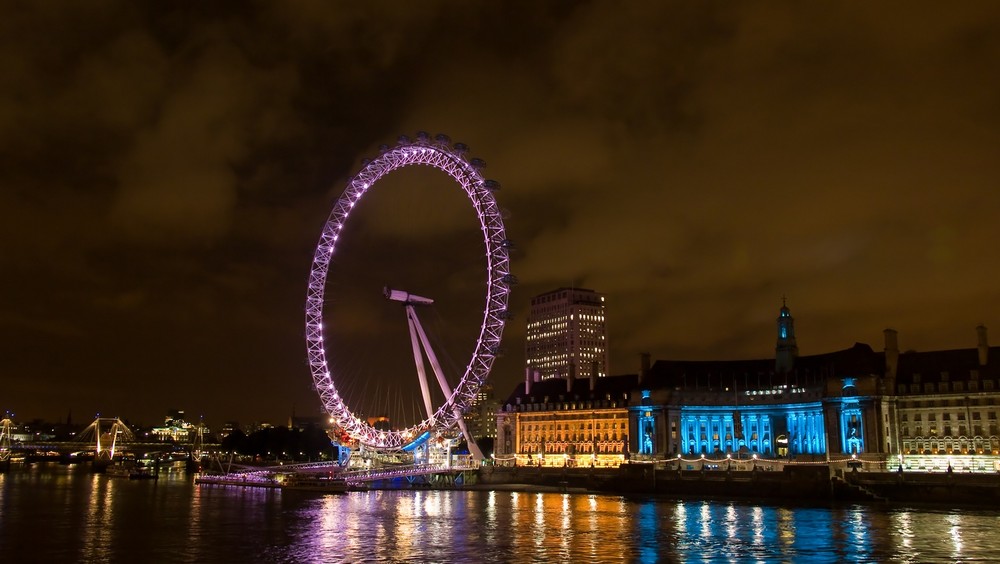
[407,306,436,422]
[392,288,485,462]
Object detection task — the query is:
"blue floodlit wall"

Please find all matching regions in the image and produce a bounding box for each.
[838,378,865,454]
[637,390,656,455]
[679,410,759,455]
[786,409,826,454]
[839,400,865,454]
[678,403,826,456]
[638,412,656,455]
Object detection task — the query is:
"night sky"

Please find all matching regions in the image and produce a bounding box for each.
[4,2,1000,427]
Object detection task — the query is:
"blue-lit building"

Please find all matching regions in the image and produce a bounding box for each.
[633,347,881,460]
[631,303,882,460]
[497,302,1000,470]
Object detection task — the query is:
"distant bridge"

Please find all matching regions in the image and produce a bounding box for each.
[9,442,199,458]
[5,417,204,465]
[10,442,197,453]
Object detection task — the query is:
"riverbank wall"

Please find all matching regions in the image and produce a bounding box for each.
[840,469,1000,506]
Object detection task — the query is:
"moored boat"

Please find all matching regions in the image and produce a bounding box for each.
[105,461,158,480]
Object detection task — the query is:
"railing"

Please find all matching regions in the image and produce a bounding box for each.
[340,461,478,483]
[199,459,477,485]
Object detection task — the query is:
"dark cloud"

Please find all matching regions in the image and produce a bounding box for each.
[3,2,999,426]
[110,38,299,244]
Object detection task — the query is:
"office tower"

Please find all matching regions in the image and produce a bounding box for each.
[525,287,609,381]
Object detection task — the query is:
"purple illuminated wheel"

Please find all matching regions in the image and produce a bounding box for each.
[305,133,511,450]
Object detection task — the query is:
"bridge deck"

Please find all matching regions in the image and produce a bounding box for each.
[197,462,477,486]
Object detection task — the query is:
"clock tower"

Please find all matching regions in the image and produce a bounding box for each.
[776,297,798,374]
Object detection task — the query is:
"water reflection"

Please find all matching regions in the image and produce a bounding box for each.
[533,492,545,550]
[81,473,117,562]
[119,484,1000,563]
[777,507,794,555]
[673,500,687,551]
[894,510,914,556]
[724,504,737,541]
[6,467,1000,562]
[187,475,203,555]
[948,513,963,560]
[846,506,870,560]
[699,501,712,541]
[636,501,659,563]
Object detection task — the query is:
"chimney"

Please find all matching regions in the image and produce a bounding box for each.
[590,360,598,392]
[639,352,651,385]
[525,367,532,395]
[977,325,989,366]
[534,369,541,382]
[884,328,899,380]
[567,363,575,393]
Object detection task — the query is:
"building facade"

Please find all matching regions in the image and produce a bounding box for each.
[637,341,884,461]
[496,372,634,467]
[150,409,210,442]
[464,383,500,441]
[887,326,1000,471]
[525,287,610,381]
[498,302,1000,472]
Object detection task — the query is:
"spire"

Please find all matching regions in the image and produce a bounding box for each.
[776,298,798,374]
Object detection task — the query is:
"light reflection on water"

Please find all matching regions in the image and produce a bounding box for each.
[81,473,115,562]
[281,490,1000,563]
[948,513,963,560]
[4,466,1000,562]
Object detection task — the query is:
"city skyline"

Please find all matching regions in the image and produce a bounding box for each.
[3,3,999,424]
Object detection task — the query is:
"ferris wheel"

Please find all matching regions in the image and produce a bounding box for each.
[305,132,512,454]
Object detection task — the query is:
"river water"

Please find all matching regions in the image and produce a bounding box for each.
[2,464,999,563]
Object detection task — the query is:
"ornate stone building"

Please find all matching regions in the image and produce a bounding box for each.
[888,325,1000,471]
[633,341,884,461]
[496,372,633,467]
[496,302,1000,472]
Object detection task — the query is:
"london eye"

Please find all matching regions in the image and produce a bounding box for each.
[305,133,512,454]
